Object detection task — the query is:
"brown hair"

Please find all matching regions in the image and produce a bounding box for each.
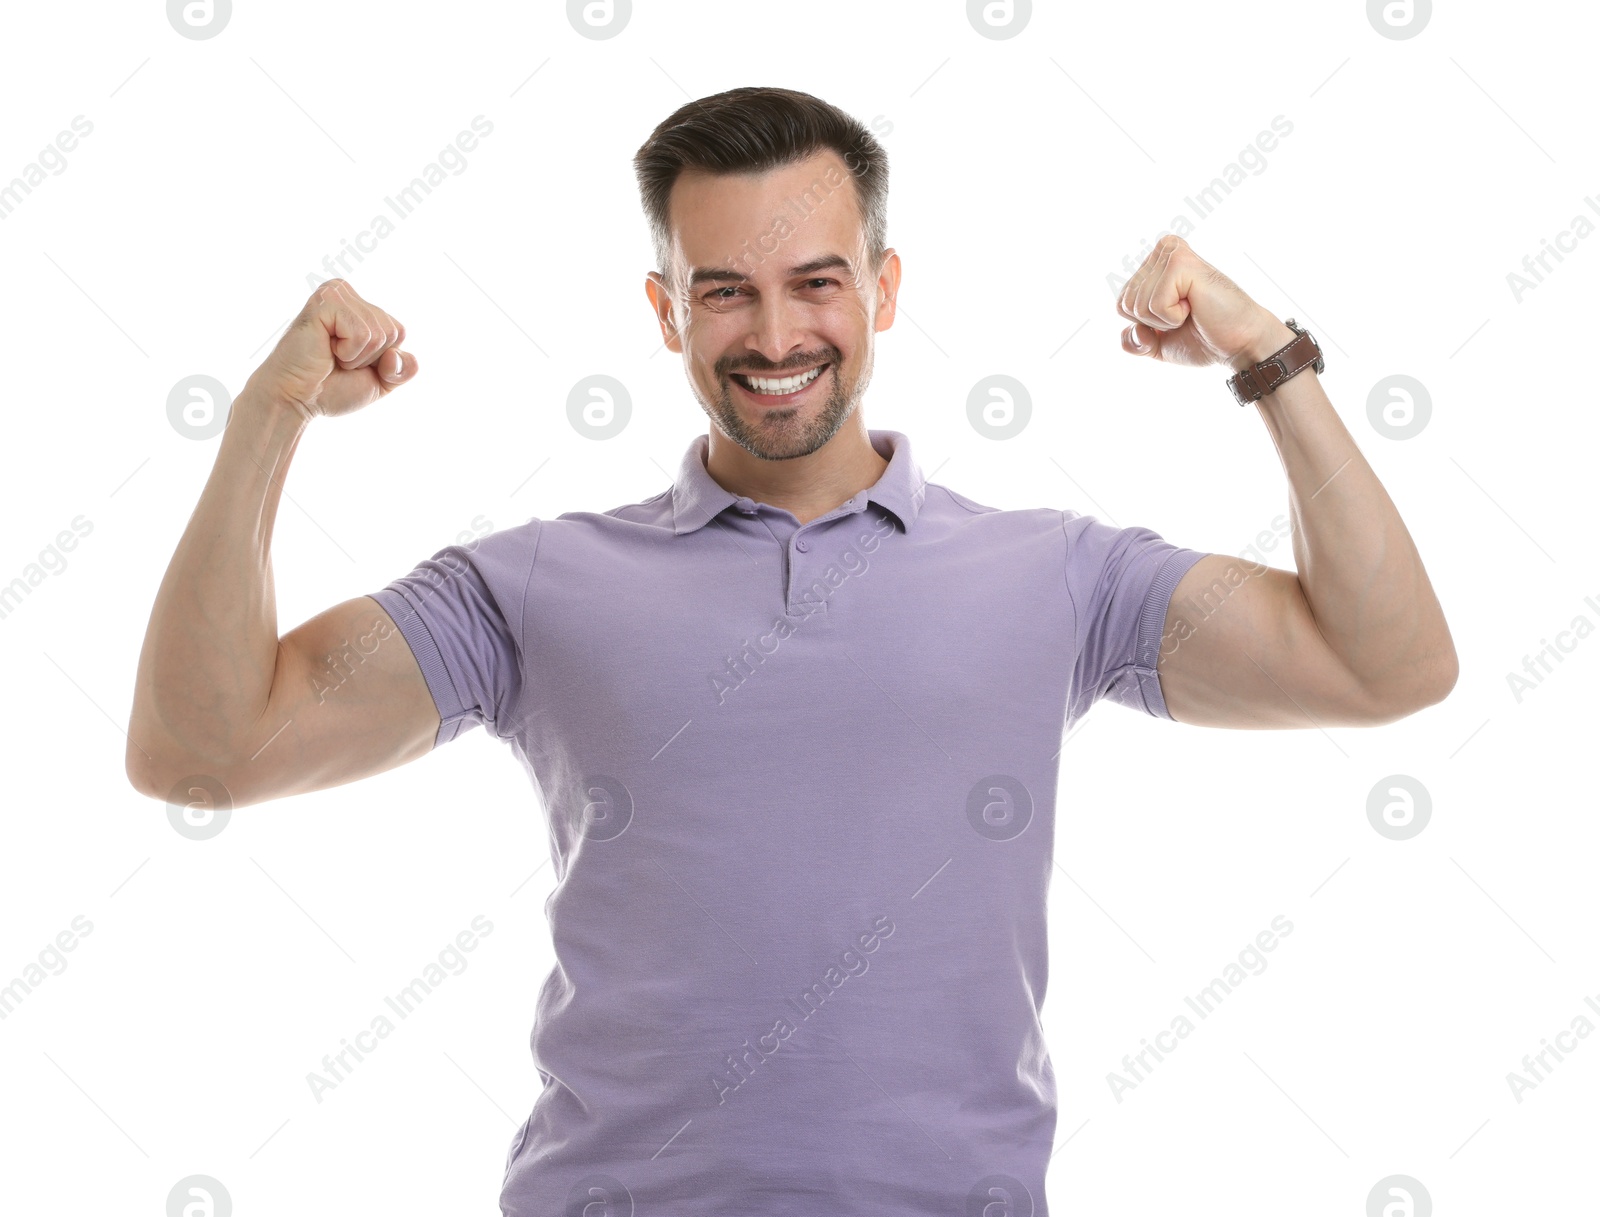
[633,86,889,288]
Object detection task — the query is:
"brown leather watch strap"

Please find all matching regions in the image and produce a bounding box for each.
[1226,319,1324,406]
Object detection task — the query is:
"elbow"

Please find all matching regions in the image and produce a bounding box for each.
[125,728,167,801]
[126,739,184,804]
[1359,638,1460,724]
[125,733,240,809]
[126,687,254,805]
[1428,645,1461,706]
[1412,634,1461,710]
[126,694,179,801]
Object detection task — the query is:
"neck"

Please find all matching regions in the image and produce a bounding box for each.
[703,416,890,526]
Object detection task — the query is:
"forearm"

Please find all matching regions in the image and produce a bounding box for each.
[1236,321,1457,707]
[128,392,309,777]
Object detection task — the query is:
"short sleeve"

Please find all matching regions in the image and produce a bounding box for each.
[368,523,536,747]
[1063,510,1208,723]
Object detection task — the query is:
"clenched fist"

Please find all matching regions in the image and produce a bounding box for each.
[243,279,418,420]
[1116,235,1291,372]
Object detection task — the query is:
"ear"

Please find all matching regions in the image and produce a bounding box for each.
[645,270,684,354]
[873,250,901,334]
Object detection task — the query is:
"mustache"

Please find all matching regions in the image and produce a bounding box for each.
[719,351,839,376]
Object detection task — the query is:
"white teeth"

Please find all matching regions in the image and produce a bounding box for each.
[742,365,824,394]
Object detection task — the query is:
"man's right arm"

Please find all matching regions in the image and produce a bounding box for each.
[126,280,441,808]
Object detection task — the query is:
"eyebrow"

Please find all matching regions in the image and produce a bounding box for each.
[687,254,854,288]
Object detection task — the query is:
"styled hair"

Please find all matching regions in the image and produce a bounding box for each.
[632,86,888,289]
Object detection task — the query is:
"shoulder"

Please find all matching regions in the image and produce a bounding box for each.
[549,486,675,532]
[932,484,995,517]
[922,483,1066,543]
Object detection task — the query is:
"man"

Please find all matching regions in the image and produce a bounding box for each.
[128,86,1457,1215]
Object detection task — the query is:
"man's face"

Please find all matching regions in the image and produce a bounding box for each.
[646,149,899,461]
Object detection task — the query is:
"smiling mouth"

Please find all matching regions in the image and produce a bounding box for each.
[729,363,829,398]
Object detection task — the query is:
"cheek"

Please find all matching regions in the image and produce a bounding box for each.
[831,297,875,336]
[685,309,749,350]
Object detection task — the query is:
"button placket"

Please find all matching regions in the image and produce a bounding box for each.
[790,499,872,614]
[784,530,803,615]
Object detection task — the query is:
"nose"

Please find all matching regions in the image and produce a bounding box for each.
[744,292,808,369]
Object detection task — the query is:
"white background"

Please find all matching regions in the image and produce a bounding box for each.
[0,0,1594,1213]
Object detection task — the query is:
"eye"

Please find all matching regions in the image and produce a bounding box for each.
[803,278,835,289]
[703,286,746,302]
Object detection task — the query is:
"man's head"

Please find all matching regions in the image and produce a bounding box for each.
[634,87,900,462]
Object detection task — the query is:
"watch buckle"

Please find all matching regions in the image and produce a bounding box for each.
[1284,317,1325,374]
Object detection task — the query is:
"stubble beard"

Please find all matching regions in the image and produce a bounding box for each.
[700,351,873,462]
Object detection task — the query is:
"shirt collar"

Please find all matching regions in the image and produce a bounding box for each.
[670,429,926,536]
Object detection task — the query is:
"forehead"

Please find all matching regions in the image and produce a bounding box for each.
[665,148,865,271]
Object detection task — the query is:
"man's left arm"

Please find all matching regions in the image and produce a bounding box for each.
[1116,236,1458,729]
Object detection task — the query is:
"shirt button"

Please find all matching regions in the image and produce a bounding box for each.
[734,498,757,514]
[795,538,809,553]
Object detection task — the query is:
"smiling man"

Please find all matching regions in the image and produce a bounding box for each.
[127,87,1457,1215]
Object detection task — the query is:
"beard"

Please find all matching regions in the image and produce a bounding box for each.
[695,348,873,462]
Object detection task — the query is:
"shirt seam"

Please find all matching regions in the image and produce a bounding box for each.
[498,517,543,743]
[937,483,990,518]
[1061,510,1086,720]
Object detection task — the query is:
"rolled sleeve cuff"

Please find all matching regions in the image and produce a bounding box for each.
[1131,547,1209,720]
[370,585,474,746]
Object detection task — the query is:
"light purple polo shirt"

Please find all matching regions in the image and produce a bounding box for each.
[369,428,1207,1216]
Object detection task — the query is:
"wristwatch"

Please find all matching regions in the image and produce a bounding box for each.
[1226,318,1324,405]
